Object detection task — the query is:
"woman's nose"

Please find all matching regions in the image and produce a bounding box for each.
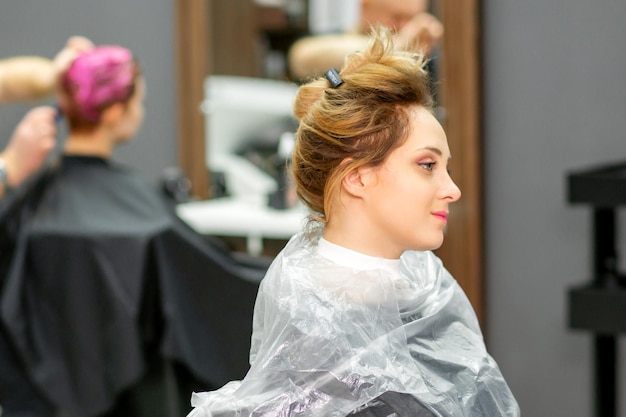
[440,174,461,202]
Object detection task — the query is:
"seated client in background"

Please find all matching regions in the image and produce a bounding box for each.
[0,44,266,417]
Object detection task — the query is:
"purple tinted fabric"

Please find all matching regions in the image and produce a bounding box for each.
[63,46,135,122]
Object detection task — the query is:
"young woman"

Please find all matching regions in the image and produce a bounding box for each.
[189,27,520,417]
[0,45,266,417]
[0,44,148,417]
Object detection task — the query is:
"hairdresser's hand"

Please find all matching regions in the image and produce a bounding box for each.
[1,106,57,189]
[395,12,444,56]
[53,36,95,80]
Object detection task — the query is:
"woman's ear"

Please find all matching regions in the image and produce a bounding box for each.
[342,165,375,198]
[100,102,124,126]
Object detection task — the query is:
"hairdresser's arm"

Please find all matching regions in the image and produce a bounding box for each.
[288,13,444,82]
[0,36,94,103]
[394,12,444,56]
[0,57,56,103]
[0,106,57,198]
[288,33,371,81]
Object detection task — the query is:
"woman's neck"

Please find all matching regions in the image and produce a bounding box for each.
[317,237,401,272]
[323,221,403,260]
[63,131,114,158]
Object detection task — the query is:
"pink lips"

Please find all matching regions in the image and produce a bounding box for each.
[432,211,448,222]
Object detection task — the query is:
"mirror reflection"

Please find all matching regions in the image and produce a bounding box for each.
[178,0,447,257]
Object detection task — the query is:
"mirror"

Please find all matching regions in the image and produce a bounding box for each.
[173,0,484,321]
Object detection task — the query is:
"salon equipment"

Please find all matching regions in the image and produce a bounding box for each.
[201,75,298,206]
[178,76,305,255]
[177,197,307,256]
[567,160,626,417]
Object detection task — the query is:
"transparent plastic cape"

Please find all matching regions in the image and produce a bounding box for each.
[189,232,520,417]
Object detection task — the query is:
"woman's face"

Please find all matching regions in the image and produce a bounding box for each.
[358,105,461,257]
[114,77,146,143]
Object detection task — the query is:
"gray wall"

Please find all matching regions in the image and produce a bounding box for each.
[0,0,177,186]
[483,1,626,416]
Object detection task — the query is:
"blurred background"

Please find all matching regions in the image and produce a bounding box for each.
[1,1,626,416]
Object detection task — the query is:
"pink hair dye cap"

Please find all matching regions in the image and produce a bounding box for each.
[63,45,135,122]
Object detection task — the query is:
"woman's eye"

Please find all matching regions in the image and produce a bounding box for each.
[419,162,437,171]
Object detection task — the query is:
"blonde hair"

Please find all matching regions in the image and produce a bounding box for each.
[291,26,434,223]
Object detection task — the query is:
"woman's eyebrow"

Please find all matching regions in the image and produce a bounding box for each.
[417,146,443,156]
[416,146,453,162]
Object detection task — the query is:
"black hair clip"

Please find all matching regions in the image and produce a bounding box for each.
[324,68,344,88]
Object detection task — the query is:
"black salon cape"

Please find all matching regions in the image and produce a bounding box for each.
[0,156,264,416]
